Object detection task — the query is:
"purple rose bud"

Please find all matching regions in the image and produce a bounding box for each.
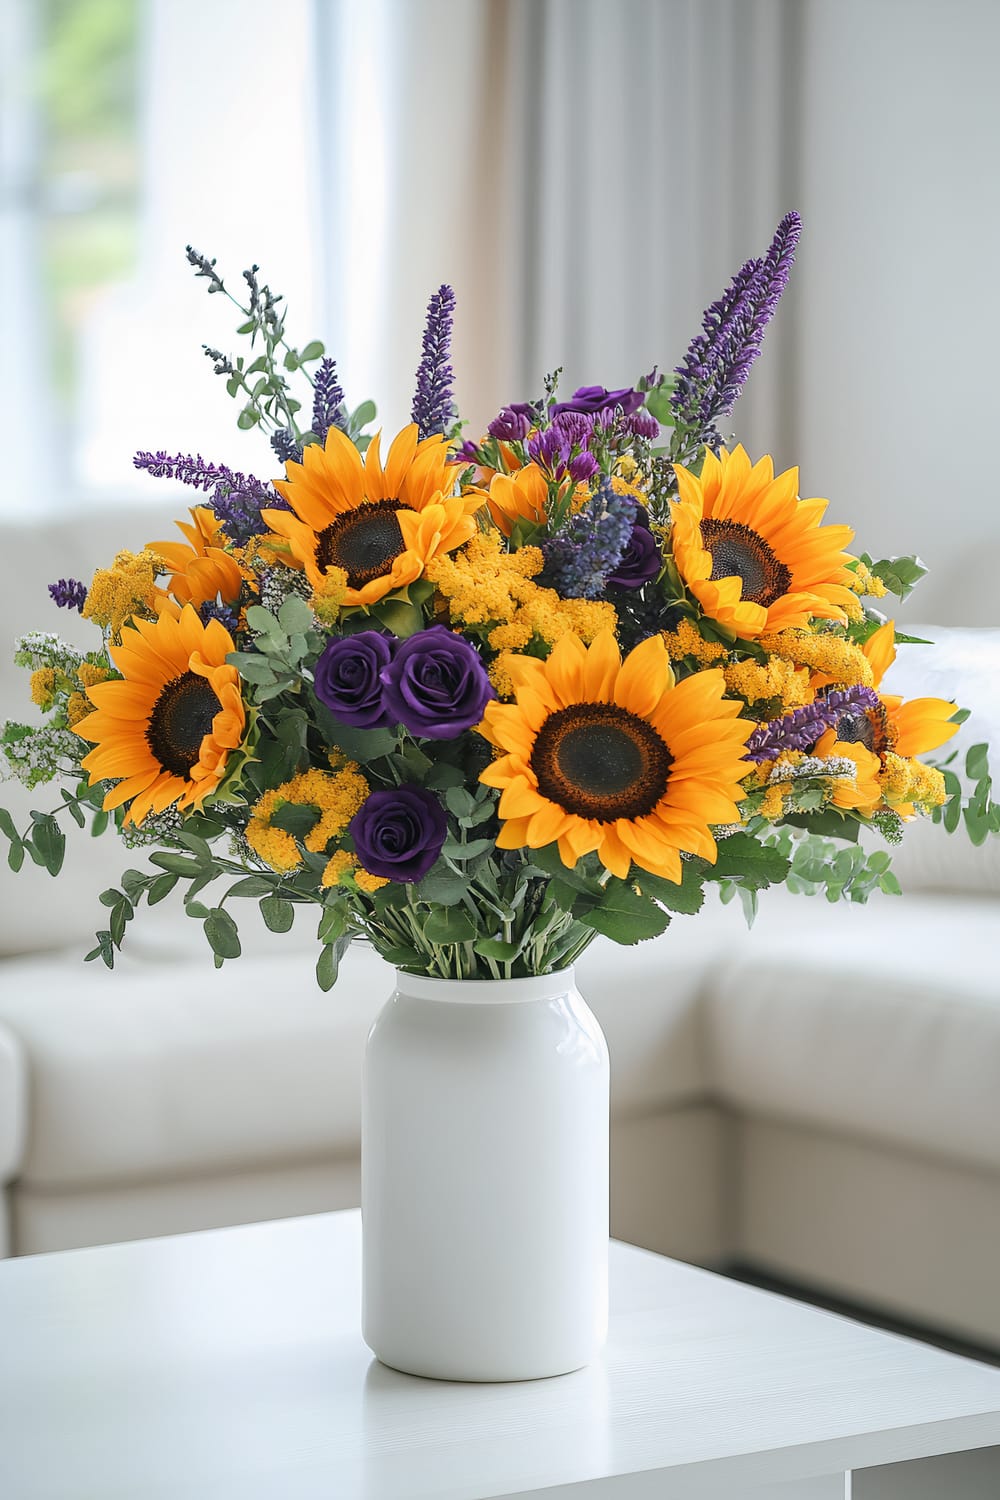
[350,785,448,883]
[314,631,395,729]
[488,406,531,442]
[456,440,482,463]
[607,521,663,589]
[381,625,494,740]
[552,384,645,417]
[567,451,599,483]
[623,409,659,440]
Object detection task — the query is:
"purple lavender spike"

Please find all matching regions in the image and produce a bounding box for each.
[672,212,802,435]
[132,449,285,544]
[48,578,87,613]
[744,685,881,763]
[312,357,346,441]
[411,285,457,440]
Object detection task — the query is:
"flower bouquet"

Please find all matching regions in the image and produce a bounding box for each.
[3,213,995,1380]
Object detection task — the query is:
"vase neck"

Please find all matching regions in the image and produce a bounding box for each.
[393,969,576,1005]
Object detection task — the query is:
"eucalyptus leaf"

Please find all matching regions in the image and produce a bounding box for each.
[204,907,242,960]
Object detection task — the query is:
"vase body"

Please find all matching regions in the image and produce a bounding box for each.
[362,967,610,1382]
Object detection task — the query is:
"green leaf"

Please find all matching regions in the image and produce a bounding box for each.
[423,761,468,790]
[370,597,428,639]
[224,875,275,899]
[313,703,398,765]
[185,901,210,919]
[271,801,321,839]
[204,907,242,960]
[149,852,204,876]
[85,930,115,968]
[878,871,902,896]
[709,832,790,890]
[415,868,468,905]
[529,842,603,895]
[316,936,350,991]
[260,895,295,933]
[146,872,178,906]
[444,787,479,819]
[7,840,25,872]
[99,887,125,907]
[782,810,860,841]
[283,349,300,370]
[31,815,65,876]
[0,808,18,844]
[966,743,991,781]
[229,654,277,686]
[60,791,86,828]
[237,406,260,430]
[643,385,675,427]
[473,937,523,962]
[422,906,478,944]
[440,838,494,863]
[868,554,928,600]
[278,594,314,634]
[318,902,350,945]
[110,897,133,948]
[633,864,705,915]
[91,809,109,837]
[350,399,377,431]
[580,882,671,945]
[301,339,325,361]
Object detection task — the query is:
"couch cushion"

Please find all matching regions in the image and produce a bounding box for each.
[705,889,1000,1171]
[0,913,745,1191]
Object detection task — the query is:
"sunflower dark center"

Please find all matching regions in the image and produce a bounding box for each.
[836,701,894,756]
[700,518,792,606]
[530,703,673,822]
[146,672,221,777]
[315,499,405,588]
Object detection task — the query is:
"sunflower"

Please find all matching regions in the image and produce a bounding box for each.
[670,446,857,638]
[75,605,246,825]
[151,508,244,611]
[813,621,958,812]
[478,630,751,882]
[261,423,481,606]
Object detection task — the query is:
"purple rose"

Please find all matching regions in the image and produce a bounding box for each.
[608,519,662,589]
[381,626,494,740]
[552,384,645,418]
[350,785,448,883]
[314,631,394,729]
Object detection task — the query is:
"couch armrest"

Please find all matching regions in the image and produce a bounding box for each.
[0,1019,27,1185]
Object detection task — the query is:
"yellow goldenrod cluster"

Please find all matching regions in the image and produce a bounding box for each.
[488,650,522,699]
[30,668,57,709]
[310,567,350,627]
[757,783,790,820]
[878,753,947,813]
[66,692,92,728]
[246,763,370,873]
[427,532,543,626]
[662,618,728,666]
[320,848,389,893]
[760,629,874,687]
[83,549,166,636]
[851,560,888,598]
[724,656,813,712]
[77,661,112,689]
[429,531,614,650]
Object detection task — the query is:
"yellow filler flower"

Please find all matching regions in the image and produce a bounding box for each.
[262,423,481,606]
[478,630,751,882]
[75,605,246,825]
[670,445,856,638]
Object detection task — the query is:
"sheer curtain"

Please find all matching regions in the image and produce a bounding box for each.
[318,0,1000,626]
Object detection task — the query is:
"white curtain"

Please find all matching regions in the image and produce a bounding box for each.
[319,0,1000,626]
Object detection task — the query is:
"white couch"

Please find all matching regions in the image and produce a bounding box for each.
[1,508,998,1350]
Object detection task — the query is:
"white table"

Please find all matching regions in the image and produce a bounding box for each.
[1,1210,999,1499]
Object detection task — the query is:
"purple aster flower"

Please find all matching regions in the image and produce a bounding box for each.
[381,626,494,740]
[350,785,448,883]
[312,357,346,442]
[672,211,802,435]
[567,451,599,483]
[607,521,662,589]
[623,409,660,440]
[48,578,87,613]
[488,406,532,442]
[744,685,881,763]
[411,285,457,440]
[527,428,570,474]
[542,477,637,599]
[314,631,395,730]
[552,384,645,418]
[550,410,594,447]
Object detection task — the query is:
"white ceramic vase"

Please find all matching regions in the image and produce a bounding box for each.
[361,967,610,1382]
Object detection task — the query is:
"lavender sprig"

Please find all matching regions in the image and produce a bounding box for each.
[672,212,802,440]
[541,479,636,599]
[48,579,87,613]
[133,451,255,493]
[270,428,303,465]
[132,450,286,544]
[312,357,346,442]
[411,285,456,440]
[744,686,881,763]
